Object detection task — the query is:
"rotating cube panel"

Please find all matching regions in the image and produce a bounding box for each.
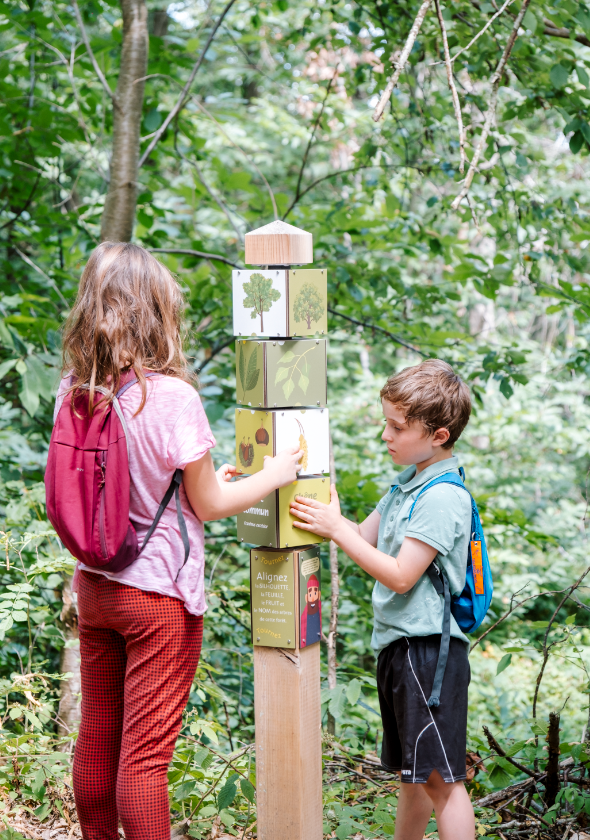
[232,268,328,338]
[236,407,329,477]
[237,476,330,549]
[236,338,328,408]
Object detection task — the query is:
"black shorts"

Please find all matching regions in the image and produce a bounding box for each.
[376,635,470,784]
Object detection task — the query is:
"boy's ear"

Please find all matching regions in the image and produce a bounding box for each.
[432,426,450,448]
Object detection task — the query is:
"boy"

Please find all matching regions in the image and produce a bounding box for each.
[290,359,475,840]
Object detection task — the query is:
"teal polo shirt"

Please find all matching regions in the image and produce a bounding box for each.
[371,455,471,654]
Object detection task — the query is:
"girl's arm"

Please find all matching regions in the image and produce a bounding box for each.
[290,486,437,593]
[184,447,303,522]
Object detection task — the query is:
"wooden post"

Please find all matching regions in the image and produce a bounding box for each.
[234,222,326,839]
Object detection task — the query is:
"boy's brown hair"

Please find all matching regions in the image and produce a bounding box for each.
[380,360,471,449]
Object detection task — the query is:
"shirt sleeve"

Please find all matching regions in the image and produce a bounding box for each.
[404,484,471,556]
[166,394,216,470]
[375,490,392,515]
[53,377,71,423]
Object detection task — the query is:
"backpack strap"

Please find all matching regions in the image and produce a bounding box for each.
[408,469,470,708]
[138,468,190,581]
[115,374,190,581]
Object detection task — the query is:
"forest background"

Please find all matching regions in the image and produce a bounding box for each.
[1,0,590,837]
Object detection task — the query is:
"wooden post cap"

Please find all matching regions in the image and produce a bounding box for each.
[245,220,313,266]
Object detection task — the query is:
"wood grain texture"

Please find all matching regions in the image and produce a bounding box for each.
[254,643,322,840]
[245,220,313,266]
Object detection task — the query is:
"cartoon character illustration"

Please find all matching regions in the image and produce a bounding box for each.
[300,573,321,648]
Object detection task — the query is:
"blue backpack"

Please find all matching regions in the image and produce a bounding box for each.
[394,468,493,707]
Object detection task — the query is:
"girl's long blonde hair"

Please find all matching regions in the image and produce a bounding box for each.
[62,241,193,414]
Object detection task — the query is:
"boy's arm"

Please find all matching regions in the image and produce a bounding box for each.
[339,510,381,546]
[290,486,437,593]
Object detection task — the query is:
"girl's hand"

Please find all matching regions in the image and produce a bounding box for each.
[290,483,342,540]
[216,463,239,482]
[263,446,303,488]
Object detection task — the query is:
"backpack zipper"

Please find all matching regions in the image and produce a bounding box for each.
[98,451,108,559]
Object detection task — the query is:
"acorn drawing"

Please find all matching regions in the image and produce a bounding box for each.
[255,419,269,446]
[296,419,308,472]
[239,437,254,468]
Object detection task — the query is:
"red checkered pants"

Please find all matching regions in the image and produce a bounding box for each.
[73,571,203,840]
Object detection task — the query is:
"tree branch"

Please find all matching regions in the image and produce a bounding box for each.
[327,307,429,357]
[0,172,41,232]
[292,77,334,211]
[543,21,590,48]
[451,0,532,210]
[71,0,118,106]
[434,0,466,173]
[483,726,539,779]
[430,0,515,67]
[139,0,238,167]
[373,0,432,122]
[149,247,240,268]
[196,336,235,372]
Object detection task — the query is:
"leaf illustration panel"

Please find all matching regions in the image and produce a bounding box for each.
[236,340,264,406]
[288,269,328,336]
[274,408,330,476]
[267,339,327,407]
[235,408,274,474]
[232,270,287,337]
[278,477,330,548]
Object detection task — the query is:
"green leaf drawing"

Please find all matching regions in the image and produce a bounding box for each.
[242,273,281,332]
[280,350,295,363]
[274,345,315,401]
[283,378,295,401]
[274,366,289,384]
[293,283,324,329]
[245,344,259,391]
[298,371,309,393]
[238,343,245,393]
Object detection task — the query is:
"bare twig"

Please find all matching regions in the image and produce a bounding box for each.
[483,726,539,779]
[188,96,278,220]
[71,0,118,106]
[373,0,432,122]
[434,0,466,173]
[14,246,68,307]
[149,247,240,268]
[328,307,429,357]
[139,0,238,167]
[289,77,334,216]
[430,0,515,66]
[451,0,531,210]
[532,566,590,720]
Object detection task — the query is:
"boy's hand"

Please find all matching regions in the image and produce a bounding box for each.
[290,483,342,540]
[263,446,303,488]
[216,463,239,482]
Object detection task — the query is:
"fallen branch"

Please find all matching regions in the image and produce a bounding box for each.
[451,0,532,210]
[434,0,466,172]
[373,0,432,122]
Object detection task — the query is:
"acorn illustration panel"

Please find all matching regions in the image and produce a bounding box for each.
[237,476,330,548]
[236,338,327,408]
[235,408,329,476]
[232,269,327,337]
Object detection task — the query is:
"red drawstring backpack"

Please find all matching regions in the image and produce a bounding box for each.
[45,373,190,579]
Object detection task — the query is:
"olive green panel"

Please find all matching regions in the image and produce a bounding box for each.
[250,549,296,649]
[235,408,274,474]
[236,340,265,407]
[288,269,328,337]
[277,476,330,548]
[237,488,277,547]
[266,339,327,408]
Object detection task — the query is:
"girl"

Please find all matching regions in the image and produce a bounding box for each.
[55,241,302,840]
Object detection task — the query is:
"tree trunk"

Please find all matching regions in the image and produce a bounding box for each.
[57,576,81,749]
[326,436,339,736]
[544,712,560,807]
[100,0,149,243]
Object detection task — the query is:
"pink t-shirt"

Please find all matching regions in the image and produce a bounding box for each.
[54,375,216,615]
